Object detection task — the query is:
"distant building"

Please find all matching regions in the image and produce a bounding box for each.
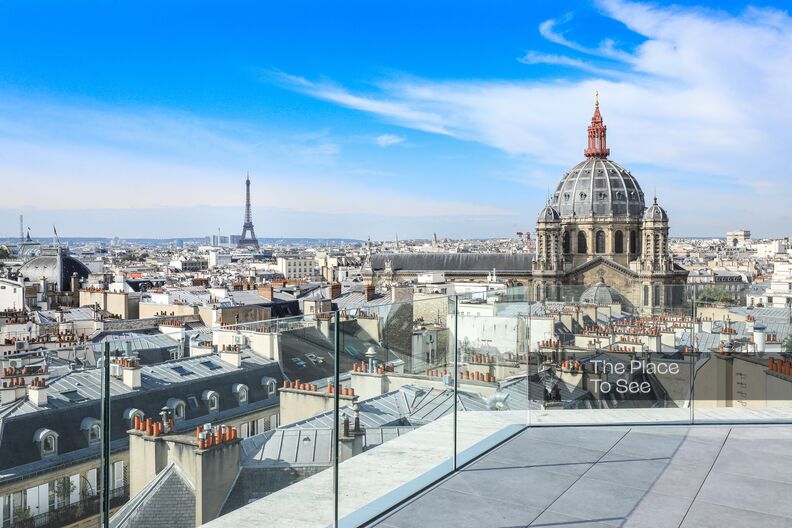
[727,229,751,247]
[276,256,316,279]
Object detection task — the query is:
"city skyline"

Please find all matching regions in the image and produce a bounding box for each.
[2,0,791,238]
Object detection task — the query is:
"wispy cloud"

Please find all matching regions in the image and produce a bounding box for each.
[0,96,510,223]
[538,14,633,61]
[274,0,792,216]
[375,134,405,147]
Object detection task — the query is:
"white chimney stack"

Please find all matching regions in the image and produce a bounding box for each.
[120,358,142,389]
[28,378,48,407]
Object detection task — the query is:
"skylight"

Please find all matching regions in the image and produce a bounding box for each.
[61,390,87,403]
[200,360,221,370]
[171,366,194,376]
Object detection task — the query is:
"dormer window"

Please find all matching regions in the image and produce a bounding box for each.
[261,377,277,398]
[202,390,220,413]
[232,383,249,406]
[80,418,101,446]
[167,398,187,421]
[34,428,58,459]
[123,408,144,429]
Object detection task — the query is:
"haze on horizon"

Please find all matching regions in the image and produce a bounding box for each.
[1,0,791,240]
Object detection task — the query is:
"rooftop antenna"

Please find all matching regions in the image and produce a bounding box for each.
[19,214,23,243]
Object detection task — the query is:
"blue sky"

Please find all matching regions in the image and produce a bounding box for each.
[1,0,790,239]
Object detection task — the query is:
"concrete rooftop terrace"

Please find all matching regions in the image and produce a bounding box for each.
[366,424,792,528]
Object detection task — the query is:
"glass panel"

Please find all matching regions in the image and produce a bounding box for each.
[337,294,455,526]
[453,286,531,466]
[691,285,792,423]
[525,284,693,425]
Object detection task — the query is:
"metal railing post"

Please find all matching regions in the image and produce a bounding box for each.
[452,295,458,471]
[333,311,340,528]
[100,341,111,527]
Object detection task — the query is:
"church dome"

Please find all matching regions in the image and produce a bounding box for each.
[549,97,646,219]
[537,204,560,223]
[579,282,623,305]
[18,247,89,291]
[643,197,668,222]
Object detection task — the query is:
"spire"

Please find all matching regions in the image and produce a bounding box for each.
[584,92,610,158]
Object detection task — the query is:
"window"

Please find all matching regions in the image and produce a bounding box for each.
[562,232,570,253]
[62,390,87,403]
[629,230,637,254]
[43,435,56,454]
[171,366,194,376]
[202,390,220,413]
[167,398,187,420]
[261,377,277,398]
[200,360,221,371]
[187,395,200,410]
[614,231,624,254]
[577,232,588,254]
[79,418,101,446]
[233,383,249,405]
[123,408,144,429]
[34,429,59,459]
[595,231,606,254]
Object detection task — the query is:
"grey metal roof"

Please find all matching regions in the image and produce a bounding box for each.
[0,351,285,472]
[110,461,196,528]
[368,253,533,273]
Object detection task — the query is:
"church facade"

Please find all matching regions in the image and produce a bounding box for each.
[532,97,688,310]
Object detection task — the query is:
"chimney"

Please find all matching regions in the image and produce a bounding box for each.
[220,343,243,368]
[69,272,79,293]
[28,377,48,406]
[338,402,365,461]
[391,284,414,304]
[258,283,274,300]
[122,357,142,389]
[364,284,376,302]
[329,282,342,299]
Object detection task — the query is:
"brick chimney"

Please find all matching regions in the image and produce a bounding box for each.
[364,284,376,302]
[257,283,274,300]
[329,282,342,299]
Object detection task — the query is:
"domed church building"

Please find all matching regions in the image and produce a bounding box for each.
[532,95,688,310]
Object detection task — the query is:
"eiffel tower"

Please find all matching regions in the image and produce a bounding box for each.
[237,173,260,249]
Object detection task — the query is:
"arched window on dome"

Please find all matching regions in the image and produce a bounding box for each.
[614,231,624,254]
[629,231,637,254]
[562,232,570,254]
[577,232,588,254]
[595,231,606,254]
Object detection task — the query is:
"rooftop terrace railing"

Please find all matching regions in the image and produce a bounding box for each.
[2,281,790,528]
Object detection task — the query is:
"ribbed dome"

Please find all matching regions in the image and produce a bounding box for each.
[643,197,668,222]
[579,282,623,305]
[18,247,89,291]
[537,204,560,223]
[551,157,646,218]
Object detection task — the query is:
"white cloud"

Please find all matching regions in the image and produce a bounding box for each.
[0,96,511,223]
[375,134,405,147]
[274,0,792,235]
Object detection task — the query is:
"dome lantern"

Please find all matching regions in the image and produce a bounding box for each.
[584,92,610,158]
